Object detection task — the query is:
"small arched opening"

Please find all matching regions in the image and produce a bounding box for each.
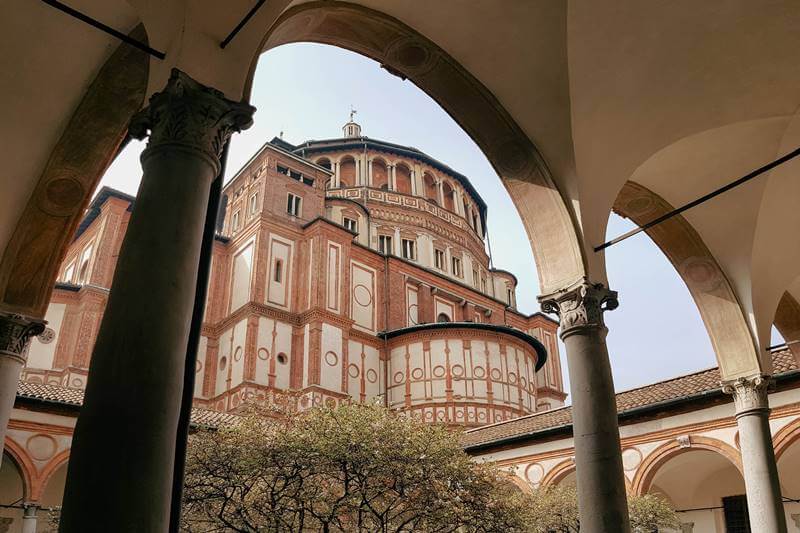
[436,313,451,323]
[395,163,412,195]
[423,173,438,204]
[339,156,356,187]
[442,181,455,212]
[372,158,388,190]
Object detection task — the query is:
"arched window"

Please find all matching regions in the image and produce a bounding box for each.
[423,173,438,204]
[372,158,388,190]
[437,313,451,323]
[395,163,412,194]
[339,156,356,187]
[316,158,332,170]
[442,181,455,212]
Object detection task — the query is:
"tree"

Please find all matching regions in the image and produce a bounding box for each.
[181,403,531,532]
[524,484,679,533]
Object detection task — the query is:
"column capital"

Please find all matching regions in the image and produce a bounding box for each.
[539,278,618,339]
[721,374,771,416]
[129,69,255,175]
[0,312,46,365]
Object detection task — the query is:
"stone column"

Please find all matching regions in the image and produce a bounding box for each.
[722,375,787,533]
[59,69,254,532]
[390,165,396,190]
[334,161,340,188]
[0,312,44,463]
[21,504,37,533]
[540,279,631,533]
[367,158,373,187]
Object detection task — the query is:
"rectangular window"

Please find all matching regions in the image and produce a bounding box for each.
[287,193,302,217]
[232,210,240,231]
[506,287,514,306]
[481,276,487,293]
[472,269,479,287]
[451,257,462,278]
[343,217,358,233]
[434,249,446,271]
[472,214,479,231]
[277,164,289,175]
[722,495,750,533]
[274,259,283,283]
[248,193,258,214]
[378,235,393,255]
[401,239,416,261]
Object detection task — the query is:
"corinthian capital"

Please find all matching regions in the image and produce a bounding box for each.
[539,278,618,338]
[721,374,771,416]
[129,69,256,175]
[0,312,46,365]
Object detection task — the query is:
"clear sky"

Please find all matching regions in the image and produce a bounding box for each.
[99,43,781,397]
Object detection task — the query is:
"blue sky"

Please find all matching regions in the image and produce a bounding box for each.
[101,43,779,396]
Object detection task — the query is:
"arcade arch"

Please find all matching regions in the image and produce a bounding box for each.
[394,163,412,195]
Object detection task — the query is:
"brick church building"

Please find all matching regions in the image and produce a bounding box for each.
[22,117,565,427]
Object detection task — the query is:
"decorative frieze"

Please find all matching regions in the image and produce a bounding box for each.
[129,69,256,175]
[539,278,619,339]
[0,312,46,365]
[721,374,771,416]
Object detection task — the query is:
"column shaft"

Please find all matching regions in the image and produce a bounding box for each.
[0,313,44,464]
[723,375,787,532]
[59,69,253,532]
[22,504,37,533]
[541,279,631,533]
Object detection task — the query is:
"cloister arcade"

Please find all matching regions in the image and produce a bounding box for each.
[2,1,800,531]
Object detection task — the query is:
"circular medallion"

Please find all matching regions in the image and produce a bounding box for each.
[411,367,424,380]
[71,378,83,388]
[432,365,446,378]
[258,348,269,361]
[393,371,405,384]
[348,364,360,378]
[40,177,84,216]
[353,284,373,307]
[508,372,518,384]
[621,448,643,471]
[490,368,502,381]
[233,348,242,362]
[195,360,202,373]
[525,463,545,485]
[451,364,464,378]
[473,366,486,378]
[37,327,55,344]
[26,434,57,461]
[408,304,419,324]
[366,369,378,383]
[325,351,339,366]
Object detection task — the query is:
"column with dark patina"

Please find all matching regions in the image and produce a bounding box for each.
[540,278,631,533]
[59,69,254,532]
[722,375,787,533]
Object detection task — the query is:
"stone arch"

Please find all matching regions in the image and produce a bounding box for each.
[0,26,150,317]
[338,155,356,187]
[32,448,70,501]
[315,157,332,170]
[773,416,800,462]
[371,157,389,190]
[540,458,576,488]
[613,181,759,380]
[3,439,34,501]
[247,1,586,295]
[631,436,742,496]
[394,162,413,195]
[500,470,533,494]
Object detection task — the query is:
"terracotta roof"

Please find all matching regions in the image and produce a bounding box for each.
[462,349,799,451]
[15,381,240,429]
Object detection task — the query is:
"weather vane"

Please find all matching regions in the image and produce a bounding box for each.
[350,106,357,122]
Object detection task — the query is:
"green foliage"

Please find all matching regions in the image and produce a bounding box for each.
[524,484,679,533]
[182,403,531,532]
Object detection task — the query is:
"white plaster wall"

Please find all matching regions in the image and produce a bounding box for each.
[27,302,66,369]
[406,285,418,326]
[350,261,376,332]
[320,323,343,392]
[267,236,293,308]
[230,241,253,311]
[303,324,310,388]
[215,327,233,396]
[194,336,207,398]
[274,320,293,390]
